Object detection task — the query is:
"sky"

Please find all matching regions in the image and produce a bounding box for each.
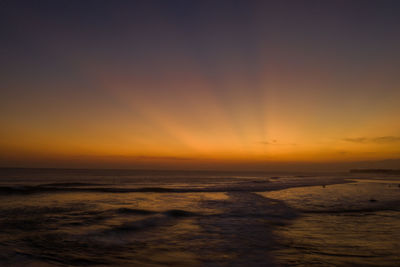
[1,0,400,171]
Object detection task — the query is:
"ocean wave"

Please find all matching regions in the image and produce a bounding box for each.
[100,209,196,235]
[115,208,157,215]
[164,209,196,217]
[0,177,349,195]
[302,206,400,214]
[0,205,93,216]
[106,216,167,233]
[39,182,110,187]
[0,185,179,194]
[114,207,196,217]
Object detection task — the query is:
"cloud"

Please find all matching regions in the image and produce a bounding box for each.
[258,140,297,146]
[259,141,271,145]
[91,155,195,161]
[373,136,400,143]
[343,137,367,143]
[343,136,400,144]
[133,156,194,161]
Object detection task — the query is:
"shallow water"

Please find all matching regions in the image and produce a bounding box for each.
[0,169,398,266]
[261,179,400,266]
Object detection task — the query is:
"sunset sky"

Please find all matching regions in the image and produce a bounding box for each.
[1,1,400,170]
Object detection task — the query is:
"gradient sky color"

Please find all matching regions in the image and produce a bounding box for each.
[1,0,400,170]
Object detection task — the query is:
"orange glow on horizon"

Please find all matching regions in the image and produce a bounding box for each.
[1,1,400,171]
[1,68,399,170]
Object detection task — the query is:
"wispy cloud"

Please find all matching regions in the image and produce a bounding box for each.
[343,137,367,143]
[259,140,276,145]
[373,136,400,143]
[343,136,400,144]
[93,155,195,161]
[133,156,194,161]
[258,140,296,146]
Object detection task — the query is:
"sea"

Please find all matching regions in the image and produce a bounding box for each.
[0,168,399,266]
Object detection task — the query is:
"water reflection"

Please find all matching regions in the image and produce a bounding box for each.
[261,179,400,266]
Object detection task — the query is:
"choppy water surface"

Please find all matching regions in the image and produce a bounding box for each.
[0,169,399,266]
